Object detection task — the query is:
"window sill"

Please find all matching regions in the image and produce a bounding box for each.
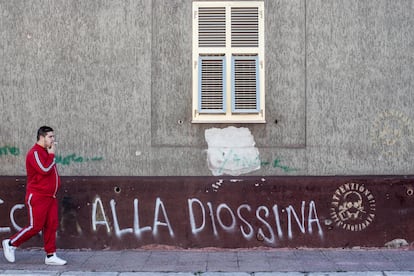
[192,116,266,124]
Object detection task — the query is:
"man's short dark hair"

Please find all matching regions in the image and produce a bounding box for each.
[37,126,54,141]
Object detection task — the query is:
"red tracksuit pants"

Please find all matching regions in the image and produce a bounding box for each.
[9,193,58,254]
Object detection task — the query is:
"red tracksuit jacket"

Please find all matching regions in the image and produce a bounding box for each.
[26,143,60,197]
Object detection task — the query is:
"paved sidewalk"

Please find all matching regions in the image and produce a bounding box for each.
[1,248,414,275]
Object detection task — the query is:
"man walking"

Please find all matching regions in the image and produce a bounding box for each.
[2,126,66,265]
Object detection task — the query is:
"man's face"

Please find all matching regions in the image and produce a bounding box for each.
[42,131,55,148]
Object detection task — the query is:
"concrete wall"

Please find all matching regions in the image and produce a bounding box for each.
[1,0,413,177]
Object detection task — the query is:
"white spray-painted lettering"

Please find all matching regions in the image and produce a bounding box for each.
[187,198,323,244]
[287,201,306,238]
[0,201,41,235]
[153,197,174,237]
[188,198,205,235]
[1,195,323,244]
[0,198,11,233]
[133,199,152,237]
[92,197,111,233]
[238,204,254,240]
[308,201,323,236]
[216,203,237,232]
[207,202,218,236]
[93,197,174,238]
[256,205,275,243]
[10,204,25,232]
[272,205,283,239]
[110,199,133,237]
[286,201,322,239]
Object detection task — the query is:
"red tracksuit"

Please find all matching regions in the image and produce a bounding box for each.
[9,143,61,254]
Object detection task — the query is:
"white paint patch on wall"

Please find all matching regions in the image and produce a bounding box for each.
[205,127,260,176]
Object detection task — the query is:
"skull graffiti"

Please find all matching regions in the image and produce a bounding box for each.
[337,191,366,221]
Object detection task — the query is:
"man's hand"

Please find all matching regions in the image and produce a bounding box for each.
[47,142,56,154]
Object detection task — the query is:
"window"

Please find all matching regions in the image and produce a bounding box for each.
[192,1,265,123]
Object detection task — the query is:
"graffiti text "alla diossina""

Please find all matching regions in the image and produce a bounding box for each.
[92,197,323,245]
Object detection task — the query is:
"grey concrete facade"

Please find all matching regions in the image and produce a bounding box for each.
[1,0,413,176]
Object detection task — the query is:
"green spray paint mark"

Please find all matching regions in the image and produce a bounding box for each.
[216,149,261,175]
[0,146,20,156]
[261,158,297,172]
[55,154,103,166]
[272,158,297,172]
[216,150,297,174]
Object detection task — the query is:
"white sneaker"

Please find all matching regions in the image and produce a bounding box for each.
[2,239,16,263]
[45,253,67,265]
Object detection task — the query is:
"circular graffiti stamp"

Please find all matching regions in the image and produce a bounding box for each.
[330,183,376,231]
[371,110,414,158]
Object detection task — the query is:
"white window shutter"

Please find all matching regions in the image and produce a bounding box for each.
[231,7,259,47]
[198,7,226,48]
